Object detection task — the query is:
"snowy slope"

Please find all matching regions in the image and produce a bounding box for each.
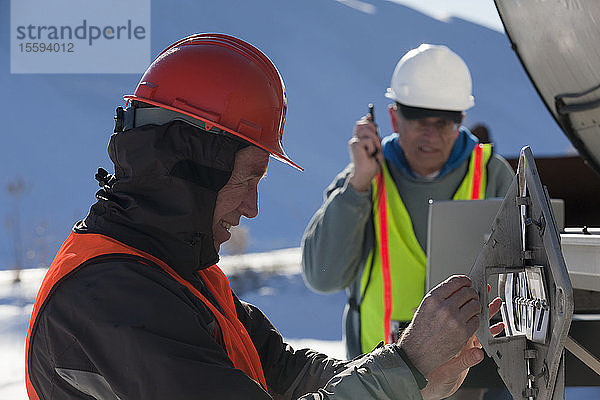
[0,0,573,266]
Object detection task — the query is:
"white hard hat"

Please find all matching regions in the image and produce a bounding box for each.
[385,44,474,111]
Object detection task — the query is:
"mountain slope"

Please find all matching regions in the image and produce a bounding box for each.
[0,0,571,265]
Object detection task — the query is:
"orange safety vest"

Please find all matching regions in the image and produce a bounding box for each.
[25,232,267,400]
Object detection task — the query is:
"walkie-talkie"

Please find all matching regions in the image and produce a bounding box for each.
[369,104,379,157]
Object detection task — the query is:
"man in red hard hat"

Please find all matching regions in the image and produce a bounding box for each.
[26,34,502,400]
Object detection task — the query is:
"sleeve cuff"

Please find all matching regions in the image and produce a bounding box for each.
[340,178,372,208]
[395,345,428,390]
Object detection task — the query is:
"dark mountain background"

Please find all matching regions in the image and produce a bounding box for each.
[0,0,572,268]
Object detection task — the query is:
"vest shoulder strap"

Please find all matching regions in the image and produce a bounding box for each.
[454,143,493,200]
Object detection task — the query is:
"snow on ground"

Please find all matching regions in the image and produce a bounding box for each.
[1,257,599,399]
[0,269,42,400]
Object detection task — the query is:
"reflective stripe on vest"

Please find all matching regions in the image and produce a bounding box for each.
[453,143,492,200]
[25,232,267,400]
[359,143,493,353]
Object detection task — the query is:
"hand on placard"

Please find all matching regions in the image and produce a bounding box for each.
[399,276,482,376]
[419,294,503,400]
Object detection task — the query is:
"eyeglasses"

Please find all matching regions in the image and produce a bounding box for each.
[407,119,458,135]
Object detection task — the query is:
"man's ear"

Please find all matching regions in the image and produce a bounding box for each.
[455,112,465,134]
[388,105,399,133]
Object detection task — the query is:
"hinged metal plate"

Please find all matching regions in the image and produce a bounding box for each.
[469,146,574,400]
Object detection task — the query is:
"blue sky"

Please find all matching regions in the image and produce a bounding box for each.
[337,0,504,32]
[391,0,503,31]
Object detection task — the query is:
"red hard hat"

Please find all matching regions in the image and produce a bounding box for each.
[124,33,302,170]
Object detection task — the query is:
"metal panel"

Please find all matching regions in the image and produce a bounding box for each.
[427,199,564,291]
[469,147,573,400]
[560,234,600,291]
[494,0,600,175]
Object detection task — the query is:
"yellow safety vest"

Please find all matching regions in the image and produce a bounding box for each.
[359,143,492,353]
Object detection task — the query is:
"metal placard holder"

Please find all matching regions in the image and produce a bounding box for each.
[469,146,573,400]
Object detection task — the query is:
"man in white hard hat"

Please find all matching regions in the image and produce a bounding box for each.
[302,44,514,397]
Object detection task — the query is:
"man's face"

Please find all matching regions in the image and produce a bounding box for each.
[212,146,269,251]
[394,110,460,177]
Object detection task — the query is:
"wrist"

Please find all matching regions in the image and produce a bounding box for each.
[398,331,433,377]
[348,173,370,192]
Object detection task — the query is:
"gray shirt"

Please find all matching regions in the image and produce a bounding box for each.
[301,153,514,357]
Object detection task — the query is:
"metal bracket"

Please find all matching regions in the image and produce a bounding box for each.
[564,335,600,376]
[469,146,574,400]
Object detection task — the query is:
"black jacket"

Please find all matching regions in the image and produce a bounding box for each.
[28,121,347,400]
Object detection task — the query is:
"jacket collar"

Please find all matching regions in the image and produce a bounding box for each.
[382,126,478,179]
[75,121,244,279]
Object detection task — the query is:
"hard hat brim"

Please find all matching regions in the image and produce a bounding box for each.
[397,103,463,124]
